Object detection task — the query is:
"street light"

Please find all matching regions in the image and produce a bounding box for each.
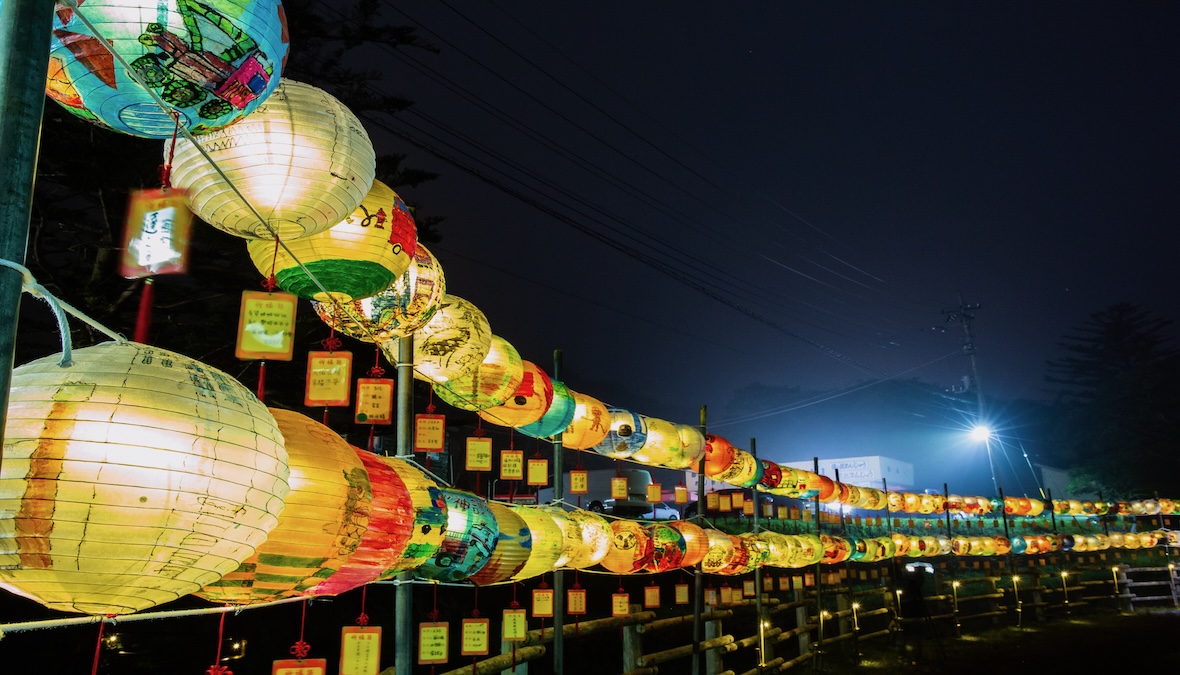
[970,424,1000,496]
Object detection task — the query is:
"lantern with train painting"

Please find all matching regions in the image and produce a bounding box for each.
[312,243,446,342]
[517,380,577,439]
[417,488,499,583]
[380,459,448,576]
[477,361,554,428]
[198,408,371,605]
[592,408,648,460]
[599,520,653,575]
[46,0,288,138]
[0,342,288,615]
[383,294,491,384]
[560,391,611,450]
[170,79,375,240]
[246,180,417,302]
[510,505,564,581]
[433,335,523,412]
[467,501,532,585]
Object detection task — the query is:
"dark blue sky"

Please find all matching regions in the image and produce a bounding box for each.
[347,2,1177,467]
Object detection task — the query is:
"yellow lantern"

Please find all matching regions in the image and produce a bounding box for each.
[199,409,372,605]
[756,531,794,567]
[667,521,710,568]
[542,506,580,569]
[671,424,707,470]
[510,505,564,581]
[711,450,759,487]
[791,534,824,567]
[433,335,524,411]
[380,459,448,576]
[561,391,611,450]
[304,446,415,597]
[386,294,491,384]
[630,416,682,466]
[600,520,653,575]
[1026,498,1045,517]
[565,509,611,569]
[312,243,446,342]
[0,342,288,615]
[713,535,754,575]
[593,408,648,460]
[170,79,375,240]
[700,530,737,573]
[478,361,554,428]
[246,180,417,302]
[468,501,531,585]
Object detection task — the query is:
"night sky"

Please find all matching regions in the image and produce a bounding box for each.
[339,2,1180,482]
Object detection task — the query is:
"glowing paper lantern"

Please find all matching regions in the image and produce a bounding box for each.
[517,380,577,439]
[561,391,611,450]
[565,509,611,569]
[170,79,376,240]
[246,180,417,302]
[0,342,288,615]
[46,0,288,138]
[813,475,838,503]
[592,408,648,459]
[713,535,754,576]
[417,488,499,582]
[434,335,524,412]
[199,408,371,605]
[543,507,580,569]
[387,294,491,384]
[312,243,446,342]
[758,460,783,490]
[381,459,448,576]
[510,505,564,581]
[477,361,554,428]
[600,520,653,575]
[468,501,532,585]
[791,534,824,567]
[700,530,737,573]
[303,446,415,597]
[645,524,688,573]
[710,450,759,486]
[669,424,707,470]
[630,416,683,466]
[703,435,736,475]
[667,521,710,568]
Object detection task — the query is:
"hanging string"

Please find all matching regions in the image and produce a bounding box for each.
[263,236,280,292]
[90,619,106,675]
[159,110,181,189]
[133,276,155,343]
[356,586,369,626]
[205,612,232,675]
[256,360,267,402]
[427,581,441,621]
[324,407,331,427]
[289,599,311,659]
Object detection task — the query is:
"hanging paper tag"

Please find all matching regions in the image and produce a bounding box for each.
[763,503,774,517]
[567,587,587,615]
[706,493,720,510]
[777,505,788,520]
[460,618,490,657]
[120,188,192,278]
[611,593,630,617]
[730,492,744,509]
[466,437,493,472]
[305,351,353,407]
[273,658,327,675]
[764,573,773,588]
[646,483,662,503]
[778,577,791,592]
[527,458,549,487]
[675,583,690,605]
[743,580,756,597]
[502,609,527,642]
[414,414,446,454]
[643,585,660,608]
[417,622,449,665]
[355,378,394,424]
[236,290,297,360]
[674,485,689,504]
[569,470,589,495]
[718,494,732,513]
[532,588,554,618]
[500,450,524,481]
[704,588,718,606]
[340,626,381,675]
[610,476,628,500]
[719,586,732,604]
[743,500,755,516]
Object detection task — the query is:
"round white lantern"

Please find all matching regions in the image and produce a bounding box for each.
[169,78,375,240]
[0,342,289,615]
[382,294,491,384]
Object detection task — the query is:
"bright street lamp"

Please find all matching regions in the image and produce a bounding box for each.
[970,424,1000,496]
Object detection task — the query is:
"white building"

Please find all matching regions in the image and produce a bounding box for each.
[783,456,915,491]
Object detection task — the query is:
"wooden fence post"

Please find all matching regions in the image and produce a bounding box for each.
[704,616,723,675]
[622,604,644,673]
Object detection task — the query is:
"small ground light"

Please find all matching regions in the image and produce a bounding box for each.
[851,602,861,631]
[1061,571,1071,615]
[1011,576,1023,629]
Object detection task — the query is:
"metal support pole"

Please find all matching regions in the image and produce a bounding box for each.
[0,0,55,443]
[691,404,707,675]
[751,438,764,672]
[812,457,823,665]
[552,349,565,675]
[394,336,415,675]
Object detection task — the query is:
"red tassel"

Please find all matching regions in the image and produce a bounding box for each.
[91,620,105,675]
[133,277,155,343]
[256,361,267,402]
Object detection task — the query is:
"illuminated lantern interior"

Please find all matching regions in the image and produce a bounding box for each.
[645,524,688,573]
[630,416,682,466]
[0,342,288,615]
[667,521,710,568]
[510,505,564,581]
[592,408,648,460]
[561,391,611,450]
[564,509,611,569]
[170,79,375,240]
[669,424,707,470]
[467,501,532,585]
[417,488,500,582]
[477,361,554,428]
[600,520,653,575]
[434,335,524,412]
[390,294,492,384]
[543,507,579,569]
[46,0,288,138]
[700,530,737,573]
[703,434,736,475]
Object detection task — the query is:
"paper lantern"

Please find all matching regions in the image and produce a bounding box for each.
[564,509,611,569]
[712,535,754,576]
[791,534,824,567]
[302,446,415,597]
[477,361,554,428]
[667,521,710,568]
[561,391,611,450]
[669,424,707,470]
[170,79,375,240]
[246,180,416,302]
[700,530,737,573]
[758,460,783,490]
[46,0,288,138]
[542,507,580,569]
[1026,499,1045,517]
[630,416,683,466]
[381,459,448,576]
[891,533,911,557]
[384,294,491,384]
[433,335,523,411]
[312,243,446,342]
[199,408,371,605]
[592,408,648,460]
[517,380,577,439]
[710,449,759,486]
[703,434,736,475]
[738,533,771,570]
[510,505,564,581]
[813,474,838,503]
[645,524,688,573]
[417,488,499,582]
[756,531,794,567]
[467,501,532,585]
[0,342,288,615]
[599,520,653,575]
